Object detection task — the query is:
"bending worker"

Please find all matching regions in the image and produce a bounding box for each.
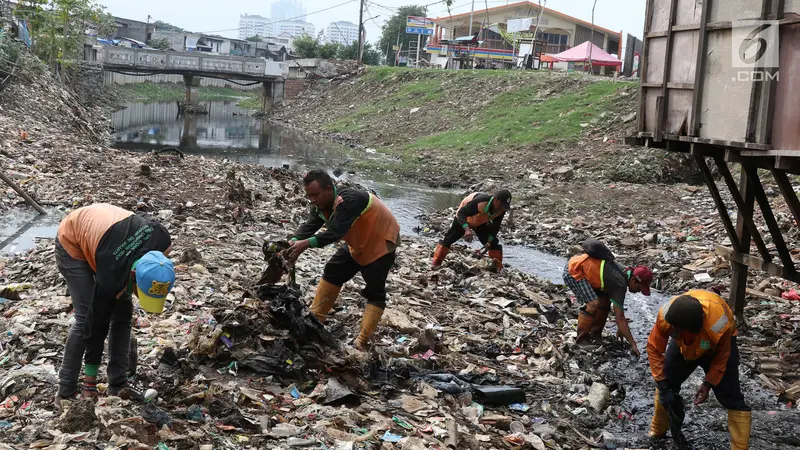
[432,189,511,271]
[563,240,652,357]
[285,170,400,350]
[55,203,175,406]
[647,289,750,449]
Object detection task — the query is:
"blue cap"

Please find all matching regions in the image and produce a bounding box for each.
[134,251,175,313]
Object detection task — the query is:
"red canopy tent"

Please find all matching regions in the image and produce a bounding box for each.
[550,41,622,68]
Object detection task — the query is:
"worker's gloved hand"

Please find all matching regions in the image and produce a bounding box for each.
[657,381,674,405]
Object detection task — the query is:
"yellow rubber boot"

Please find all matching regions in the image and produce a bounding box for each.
[432,244,450,268]
[650,389,670,437]
[354,304,384,349]
[488,249,503,271]
[728,409,751,450]
[310,279,341,323]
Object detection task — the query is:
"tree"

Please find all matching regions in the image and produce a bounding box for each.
[319,42,340,59]
[337,41,380,65]
[146,38,172,50]
[154,20,185,33]
[292,34,320,58]
[15,0,115,70]
[377,5,426,66]
[246,35,264,42]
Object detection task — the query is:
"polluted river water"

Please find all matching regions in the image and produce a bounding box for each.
[1,100,796,447]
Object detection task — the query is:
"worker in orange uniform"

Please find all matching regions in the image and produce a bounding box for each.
[285,170,400,350]
[563,240,652,357]
[431,190,511,271]
[55,203,174,408]
[647,290,750,449]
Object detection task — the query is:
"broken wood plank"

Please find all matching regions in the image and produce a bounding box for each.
[716,246,800,282]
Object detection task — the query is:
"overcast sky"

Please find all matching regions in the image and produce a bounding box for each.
[97,0,646,42]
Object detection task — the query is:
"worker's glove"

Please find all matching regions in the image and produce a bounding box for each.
[657,381,674,405]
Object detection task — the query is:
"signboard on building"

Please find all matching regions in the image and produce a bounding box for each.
[406,16,434,35]
[392,45,400,50]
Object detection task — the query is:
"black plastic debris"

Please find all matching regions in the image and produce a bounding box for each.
[141,403,172,428]
[472,385,526,405]
[321,378,360,406]
[257,240,293,285]
[256,284,340,350]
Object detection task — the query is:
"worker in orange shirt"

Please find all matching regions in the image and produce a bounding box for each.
[285,170,400,350]
[647,290,750,449]
[431,190,511,271]
[55,203,174,408]
[563,240,652,357]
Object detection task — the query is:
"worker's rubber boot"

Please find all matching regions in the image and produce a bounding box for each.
[650,389,670,438]
[310,279,341,323]
[590,305,611,342]
[576,308,596,348]
[488,249,503,271]
[431,244,450,268]
[728,409,751,450]
[354,304,384,350]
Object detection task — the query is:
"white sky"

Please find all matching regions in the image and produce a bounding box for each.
[97,0,646,43]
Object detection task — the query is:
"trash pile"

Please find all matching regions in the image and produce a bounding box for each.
[0,52,109,213]
[0,162,655,449]
[0,49,798,449]
[416,178,800,296]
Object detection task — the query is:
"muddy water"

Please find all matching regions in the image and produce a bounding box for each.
[102,101,797,447]
[110,101,566,280]
[0,208,63,254]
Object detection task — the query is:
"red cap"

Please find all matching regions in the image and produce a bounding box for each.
[632,266,653,296]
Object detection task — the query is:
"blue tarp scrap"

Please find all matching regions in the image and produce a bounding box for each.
[13,20,32,47]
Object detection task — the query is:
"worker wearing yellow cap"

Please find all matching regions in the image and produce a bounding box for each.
[54,204,174,407]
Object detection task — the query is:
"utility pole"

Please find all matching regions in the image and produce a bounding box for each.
[589,0,598,74]
[468,0,475,36]
[357,0,365,63]
[394,26,401,67]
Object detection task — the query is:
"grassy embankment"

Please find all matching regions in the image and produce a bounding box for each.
[112,81,261,108]
[320,67,635,173]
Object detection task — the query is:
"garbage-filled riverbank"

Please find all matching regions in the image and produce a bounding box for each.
[0,54,799,449]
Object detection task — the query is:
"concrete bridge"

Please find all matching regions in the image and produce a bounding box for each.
[102,47,285,107]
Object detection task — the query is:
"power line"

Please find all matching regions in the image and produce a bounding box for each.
[195,0,357,34]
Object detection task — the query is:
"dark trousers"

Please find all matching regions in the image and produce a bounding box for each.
[664,336,750,425]
[440,218,501,250]
[322,246,396,309]
[56,239,132,396]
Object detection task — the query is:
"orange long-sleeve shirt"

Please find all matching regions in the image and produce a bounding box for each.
[647,289,736,387]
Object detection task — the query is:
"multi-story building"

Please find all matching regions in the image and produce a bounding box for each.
[270,0,305,22]
[428,1,622,72]
[277,20,315,38]
[325,21,359,46]
[239,14,273,40]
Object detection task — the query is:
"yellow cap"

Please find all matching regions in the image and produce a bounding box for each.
[137,287,167,313]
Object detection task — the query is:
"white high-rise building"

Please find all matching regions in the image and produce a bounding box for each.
[326,21,359,46]
[239,14,273,40]
[278,20,315,38]
[271,0,305,22]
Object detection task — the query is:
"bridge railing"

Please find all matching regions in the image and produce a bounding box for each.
[103,47,273,77]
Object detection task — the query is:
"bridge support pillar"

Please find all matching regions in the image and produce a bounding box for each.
[262,79,285,110]
[180,115,198,150]
[183,75,201,106]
